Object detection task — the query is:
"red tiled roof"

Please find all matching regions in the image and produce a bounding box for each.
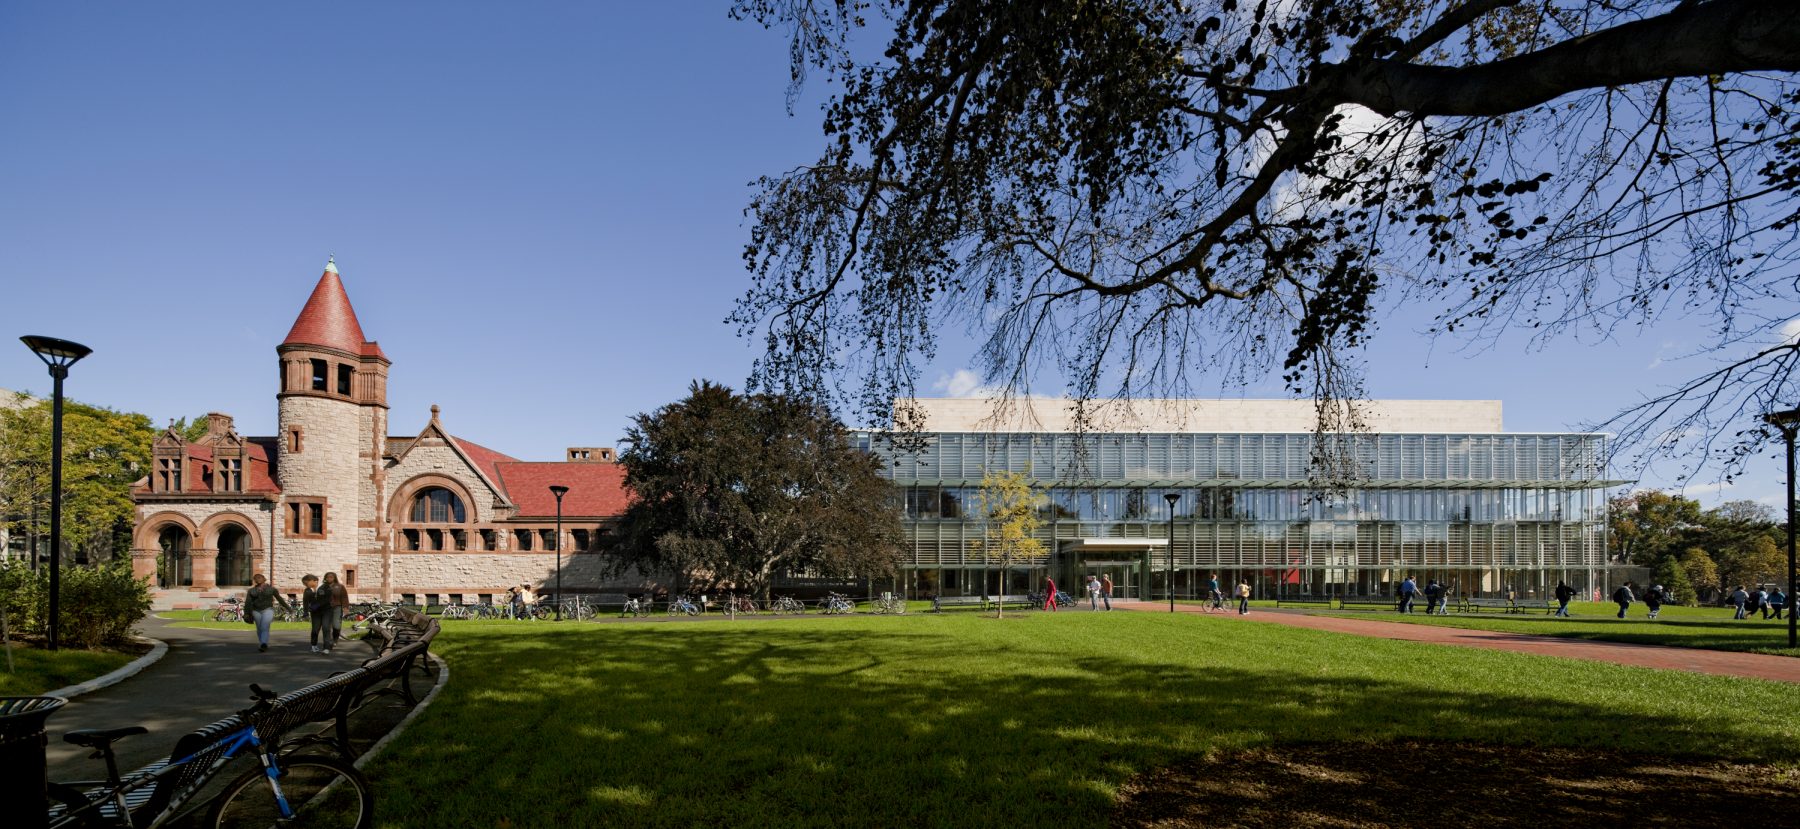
[495,461,632,517]
[283,268,370,356]
[449,436,519,492]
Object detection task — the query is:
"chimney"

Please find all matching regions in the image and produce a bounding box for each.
[206,412,236,439]
[567,447,615,463]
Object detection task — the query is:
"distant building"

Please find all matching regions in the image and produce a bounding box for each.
[130,259,634,604]
[0,386,35,562]
[859,398,1627,600]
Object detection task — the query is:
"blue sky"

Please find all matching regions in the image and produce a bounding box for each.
[0,2,1789,508]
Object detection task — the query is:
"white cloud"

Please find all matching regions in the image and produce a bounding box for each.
[1678,480,1736,498]
[1781,317,1800,345]
[932,369,992,398]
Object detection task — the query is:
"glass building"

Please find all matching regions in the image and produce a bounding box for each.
[857,399,1627,602]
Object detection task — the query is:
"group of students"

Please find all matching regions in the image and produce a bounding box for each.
[1038,573,1253,614]
[1394,577,1456,615]
[1726,585,1790,620]
[239,571,352,654]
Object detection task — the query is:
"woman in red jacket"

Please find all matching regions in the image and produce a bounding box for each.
[1044,577,1059,611]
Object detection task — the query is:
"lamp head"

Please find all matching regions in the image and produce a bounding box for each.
[21,335,92,373]
[1764,407,1800,431]
[1164,492,1181,505]
[549,485,570,500]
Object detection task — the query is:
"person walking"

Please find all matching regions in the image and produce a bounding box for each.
[1731,585,1749,620]
[1235,580,1251,615]
[320,571,349,652]
[1770,587,1789,620]
[1553,580,1576,617]
[1613,581,1635,619]
[243,574,290,653]
[1100,574,1114,611]
[1752,587,1770,619]
[1423,579,1443,615]
[301,574,331,653]
[1397,576,1418,614]
[1043,577,1060,612]
[1644,583,1666,619]
[1086,575,1103,610]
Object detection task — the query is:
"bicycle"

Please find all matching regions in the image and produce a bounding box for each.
[871,593,906,615]
[720,594,758,615]
[275,604,308,623]
[667,596,700,616]
[769,595,806,615]
[45,683,373,828]
[818,593,855,615]
[620,596,655,618]
[559,597,595,621]
[211,598,243,623]
[439,603,470,620]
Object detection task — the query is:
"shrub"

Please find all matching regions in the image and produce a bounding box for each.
[0,559,149,648]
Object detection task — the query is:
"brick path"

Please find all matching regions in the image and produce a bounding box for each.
[1112,601,1800,684]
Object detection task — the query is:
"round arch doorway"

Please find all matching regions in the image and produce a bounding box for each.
[158,526,192,588]
[215,524,254,587]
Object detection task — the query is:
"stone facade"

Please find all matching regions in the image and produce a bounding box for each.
[131,259,633,601]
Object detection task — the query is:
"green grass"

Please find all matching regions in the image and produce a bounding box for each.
[363,612,1800,827]
[1317,601,1800,657]
[0,643,136,696]
[159,609,316,631]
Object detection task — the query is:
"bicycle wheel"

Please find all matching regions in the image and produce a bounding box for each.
[213,607,239,622]
[208,754,373,829]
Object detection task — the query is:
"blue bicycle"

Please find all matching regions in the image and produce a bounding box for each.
[47,684,373,828]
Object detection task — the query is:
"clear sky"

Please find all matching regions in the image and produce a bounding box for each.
[0,2,1788,508]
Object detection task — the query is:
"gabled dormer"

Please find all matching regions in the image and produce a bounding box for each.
[207,413,246,493]
[151,423,187,493]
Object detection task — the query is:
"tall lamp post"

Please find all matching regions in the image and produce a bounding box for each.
[1164,492,1180,613]
[1763,408,1799,650]
[550,485,569,621]
[20,335,93,652]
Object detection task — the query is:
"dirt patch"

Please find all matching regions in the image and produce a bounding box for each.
[1115,742,1800,828]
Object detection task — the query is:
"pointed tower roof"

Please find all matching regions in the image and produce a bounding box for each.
[282,256,369,356]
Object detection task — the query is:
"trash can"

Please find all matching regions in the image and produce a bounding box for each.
[0,696,67,829]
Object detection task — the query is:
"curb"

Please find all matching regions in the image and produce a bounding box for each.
[42,635,169,699]
[352,652,449,772]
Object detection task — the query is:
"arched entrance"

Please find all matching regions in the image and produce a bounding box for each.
[158,526,192,588]
[215,524,253,587]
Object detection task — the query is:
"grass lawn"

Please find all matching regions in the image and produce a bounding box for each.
[1317,601,1800,657]
[0,642,138,696]
[161,609,317,631]
[362,612,1800,827]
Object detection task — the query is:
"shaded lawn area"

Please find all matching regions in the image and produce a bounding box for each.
[1317,601,1800,657]
[363,613,1800,827]
[162,609,315,632]
[0,643,137,696]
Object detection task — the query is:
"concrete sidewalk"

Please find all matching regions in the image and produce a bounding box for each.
[1112,600,1800,684]
[44,614,369,779]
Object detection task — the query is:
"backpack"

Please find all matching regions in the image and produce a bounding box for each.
[1613,586,1630,602]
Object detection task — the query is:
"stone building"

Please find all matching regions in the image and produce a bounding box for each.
[130,259,631,605]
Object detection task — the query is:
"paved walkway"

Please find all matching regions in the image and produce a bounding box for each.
[1111,601,1800,684]
[45,615,368,779]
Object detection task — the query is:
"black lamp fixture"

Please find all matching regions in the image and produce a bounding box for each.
[1762,407,1800,650]
[1164,492,1181,613]
[21,335,93,652]
[550,485,569,621]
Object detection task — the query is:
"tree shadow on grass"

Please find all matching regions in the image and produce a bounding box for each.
[364,621,1798,828]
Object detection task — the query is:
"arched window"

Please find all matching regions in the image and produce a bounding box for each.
[409,487,467,523]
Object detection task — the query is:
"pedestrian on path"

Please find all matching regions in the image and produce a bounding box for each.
[1101,574,1114,611]
[1753,587,1770,619]
[243,574,291,653]
[1731,586,1749,619]
[302,574,331,652]
[1553,580,1575,617]
[1087,575,1102,610]
[1613,581,1636,619]
[1236,581,1251,614]
[320,571,349,652]
[1770,587,1789,620]
[1644,584,1666,619]
[1397,576,1418,614]
[1044,577,1060,611]
[1424,579,1443,614]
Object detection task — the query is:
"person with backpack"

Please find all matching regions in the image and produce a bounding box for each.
[302,573,331,653]
[1770,587,1789,620]
[1751,587,1769,619]
[1423,579,1443,615]
[320,571,349,652]
[1612,581,1635,619]
[1397,576,1419,614]
[1731,586,1750,619]
[1553,580,1576,617]
[242,573,291,653]
[1644,584,1666,619]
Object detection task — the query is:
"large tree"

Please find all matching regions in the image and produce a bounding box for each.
[0,394,168,565]
[1607,490,1703,565]
[732,0,1800,479]
[611,381,904,599]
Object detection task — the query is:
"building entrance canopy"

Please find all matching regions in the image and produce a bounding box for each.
[1060,538,1168,554]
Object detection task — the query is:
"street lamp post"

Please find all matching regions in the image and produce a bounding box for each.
[1164,492,1180,613]
[1763,408,1799,650]
[20,335,93,652]
[550,485,569,622]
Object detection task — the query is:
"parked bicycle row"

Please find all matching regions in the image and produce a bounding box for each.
[429,591,906,619]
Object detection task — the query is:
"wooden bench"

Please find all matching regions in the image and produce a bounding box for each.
[1335,596,1395,610]
[1460,598,1518,613]
[930,595,1033,612]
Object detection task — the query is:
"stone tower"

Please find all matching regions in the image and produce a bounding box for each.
[274,257,390,589]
